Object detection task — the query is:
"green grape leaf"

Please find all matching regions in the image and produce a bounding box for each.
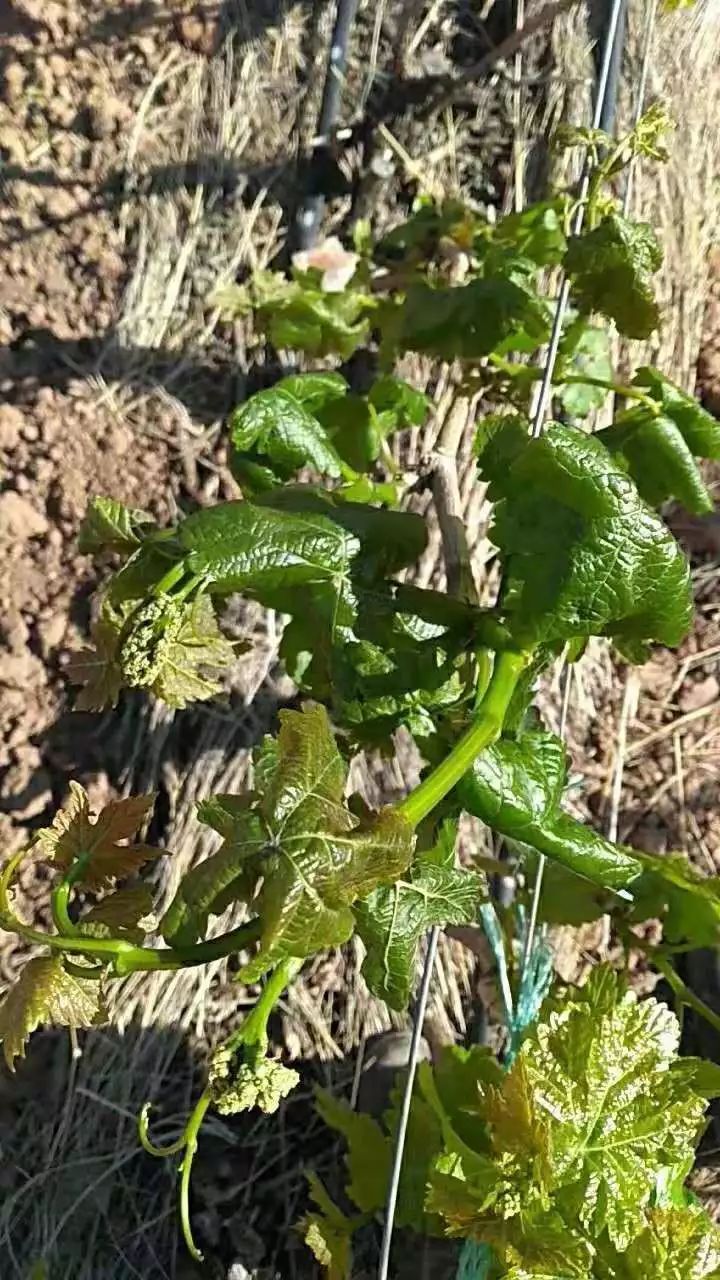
[432,1043,503,1152]
[492,200,568,267]
[478,420,693,652]
[383,1080,445,1232]
[78,497,155,555]
[162,705,414,974]
[429,967,716,1263]
[375,199,476,261]
[232,270,373,358]
[633,366,720,457]
[314,1088,391,1213]
[79,885,154,944]
[628,851,720,946]
[354,824,481,1010]
[229,386,346,487]
[277,371,348,414]
[564,214,662,338]
[118,593,236,708]
[300,1173,356,1280]
[253,486,427,578]
[0,956,104,1070]
[594,1205,720,1279]
[106,539,184,604]
[178,499,359,604]
[67,600,126,711]
[598,410,713,515]
[456,728,642,892]
[368,375,431,428]
[556,324,613,418]
[386,277,550,361]
[34,783,161,889]
[316,394,389,472]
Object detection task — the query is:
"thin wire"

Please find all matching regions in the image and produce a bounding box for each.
[531,0,629,436]
[521,662,573,970]
[377,925,439,1280]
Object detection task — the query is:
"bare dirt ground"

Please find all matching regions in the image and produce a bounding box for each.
[1,0,720,1276]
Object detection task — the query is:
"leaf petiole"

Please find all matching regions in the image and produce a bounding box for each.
[397,649,529,828]
[152,561,188,598]
[487,353,662,414]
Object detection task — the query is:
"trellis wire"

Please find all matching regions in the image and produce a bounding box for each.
[378,3,639,1275]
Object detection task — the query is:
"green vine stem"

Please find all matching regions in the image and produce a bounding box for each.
[0,849,263,973]
[139,956,301,1262]
[486,353,662,415]
[397,649,528,827]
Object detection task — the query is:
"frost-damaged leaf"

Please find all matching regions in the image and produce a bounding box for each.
[314,1088,391,1213]
[162,704,414,973]
[67,601,126,711]
[598,410,714,515]
[34,782,160,889]
[0,955,103,1070]
[229,386,346,489]
[354,821,481,1009]
[457,728,642,891]
[78,496,155,555]
[564,214,662,338]
[594,1205,720,1279]
[119,593,237,708]
[478,420,693,653]
[80,885,155,944]
[299,1172,356,1280]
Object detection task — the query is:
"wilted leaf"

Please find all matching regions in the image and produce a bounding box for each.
[34,783,160,889]
[299,1173,356,1280]
[67,602,126,711]
[0,955,103,1070]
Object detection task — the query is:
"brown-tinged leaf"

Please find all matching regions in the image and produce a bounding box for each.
[67,610,124,712]
[80,885,155,944]
[34,783,161,889]
[0,955,103,1070]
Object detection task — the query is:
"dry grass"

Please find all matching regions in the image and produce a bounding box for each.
[6,1,720,1274]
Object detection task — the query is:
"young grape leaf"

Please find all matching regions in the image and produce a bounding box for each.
[277,371,348,414]
[556,324,613,419]
[594,1205,720,1279]
[368,375,430,428]
[300,1172,356,1280]
[118,593,237,708]
[67,600,126,711]
[227,270,373,358]
[598,409,714,514]
[385,276,550,361]
[478,420,693,653]
[628,850,720,946]
[354,823,481,1010]
[162,704,414,977]
[34,783,160,889]
[229,387,347,489]
[491,200,568,267]
[314,1088,391,1213]
[0,955,103,1069]
[79,885,155,944]
[564,214,662,338]
[456,728,642,891]
[315,394,390,472]
[428,967,716,1261]
[633,365,720,456]
[78,497,155,555]
[253,487,427,579]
